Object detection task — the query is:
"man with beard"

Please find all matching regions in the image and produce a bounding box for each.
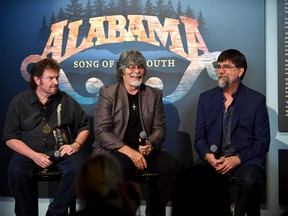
[194,49,270,216]
[92,49,184,216]
[3,58,90,216]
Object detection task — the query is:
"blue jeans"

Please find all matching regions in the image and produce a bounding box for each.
[7,153,82,216]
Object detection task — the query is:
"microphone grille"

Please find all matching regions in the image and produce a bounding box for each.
[210,144,218,153]
[139,131,147,139]
[54,150,61,158]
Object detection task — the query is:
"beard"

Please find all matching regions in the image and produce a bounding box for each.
[130,80,142,87]
[129,73,143,87]
[218,77,228,88]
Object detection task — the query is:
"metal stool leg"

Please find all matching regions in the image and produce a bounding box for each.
[135,171,165,216]
[32,178,39,216]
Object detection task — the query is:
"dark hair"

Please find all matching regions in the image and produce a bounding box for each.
[115,50,147,82]
[218,49,247,80]
[29,58,61,89]
[76,154,123,206]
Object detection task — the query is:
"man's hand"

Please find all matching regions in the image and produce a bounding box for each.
[32,152,53,168]
[119,145,147,170]
[59,143,79,156]
[205,154,241,174]
[205,153,224,169]
[138,139,153,156]
[214,156,241,174]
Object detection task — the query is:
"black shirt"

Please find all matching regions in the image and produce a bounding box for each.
[123,92,142,150]
[2,89,90,153]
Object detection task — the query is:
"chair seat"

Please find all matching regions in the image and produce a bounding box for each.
[33,166,62,181]
[225,172,236,184]
[135,170,159,182]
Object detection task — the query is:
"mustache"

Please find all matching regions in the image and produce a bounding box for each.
[131,73,142,78]
[217,75,227,79]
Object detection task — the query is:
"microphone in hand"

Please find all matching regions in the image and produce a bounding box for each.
[139,131,147,146]
[210,144,220,159]
[49,150,61,162]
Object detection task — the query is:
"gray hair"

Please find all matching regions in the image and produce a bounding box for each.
[115,49,147,82]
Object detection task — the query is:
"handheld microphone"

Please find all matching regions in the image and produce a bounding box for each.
[210,144,220,159]
[139,131,147,146]
[49,150,61,162]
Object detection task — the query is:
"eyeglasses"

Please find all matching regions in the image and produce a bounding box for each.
[126,64,145,70]
[214,64,238,71]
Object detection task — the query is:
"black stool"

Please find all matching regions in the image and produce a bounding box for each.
[135,170,165,216]
[32,166,76,216]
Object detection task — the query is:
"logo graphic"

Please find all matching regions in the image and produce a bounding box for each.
[20,3,219,105]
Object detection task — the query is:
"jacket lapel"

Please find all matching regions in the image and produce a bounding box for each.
[231,84,246,134]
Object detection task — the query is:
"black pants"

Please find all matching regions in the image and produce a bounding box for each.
[232,164,263,216]
[194,159,264,216]
[110,149,184,216]
[171,164,232,216]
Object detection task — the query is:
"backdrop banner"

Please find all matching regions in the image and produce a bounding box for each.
[0,0,265,196]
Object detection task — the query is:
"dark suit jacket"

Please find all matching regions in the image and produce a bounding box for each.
[194,83,270,169]
[92,82,166,153]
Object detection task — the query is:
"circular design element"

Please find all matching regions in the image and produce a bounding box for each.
[145,77,163,90]
[85,77,104,94]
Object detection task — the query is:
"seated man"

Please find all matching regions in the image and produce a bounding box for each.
[194,49,270,216]
[2,58,90,216]
[92,49,184,216]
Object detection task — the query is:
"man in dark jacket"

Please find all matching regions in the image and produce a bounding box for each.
[194,49,270,216]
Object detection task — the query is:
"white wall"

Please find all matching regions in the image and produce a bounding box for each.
[264,0,288,215]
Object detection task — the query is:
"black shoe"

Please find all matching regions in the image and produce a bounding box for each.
[145,207,166,216]
[46,209,69,216]
[46,210,54,216]
[145,207,150,216]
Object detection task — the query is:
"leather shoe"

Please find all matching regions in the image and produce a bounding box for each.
[46,209,68,216]
[46,210,54,216]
